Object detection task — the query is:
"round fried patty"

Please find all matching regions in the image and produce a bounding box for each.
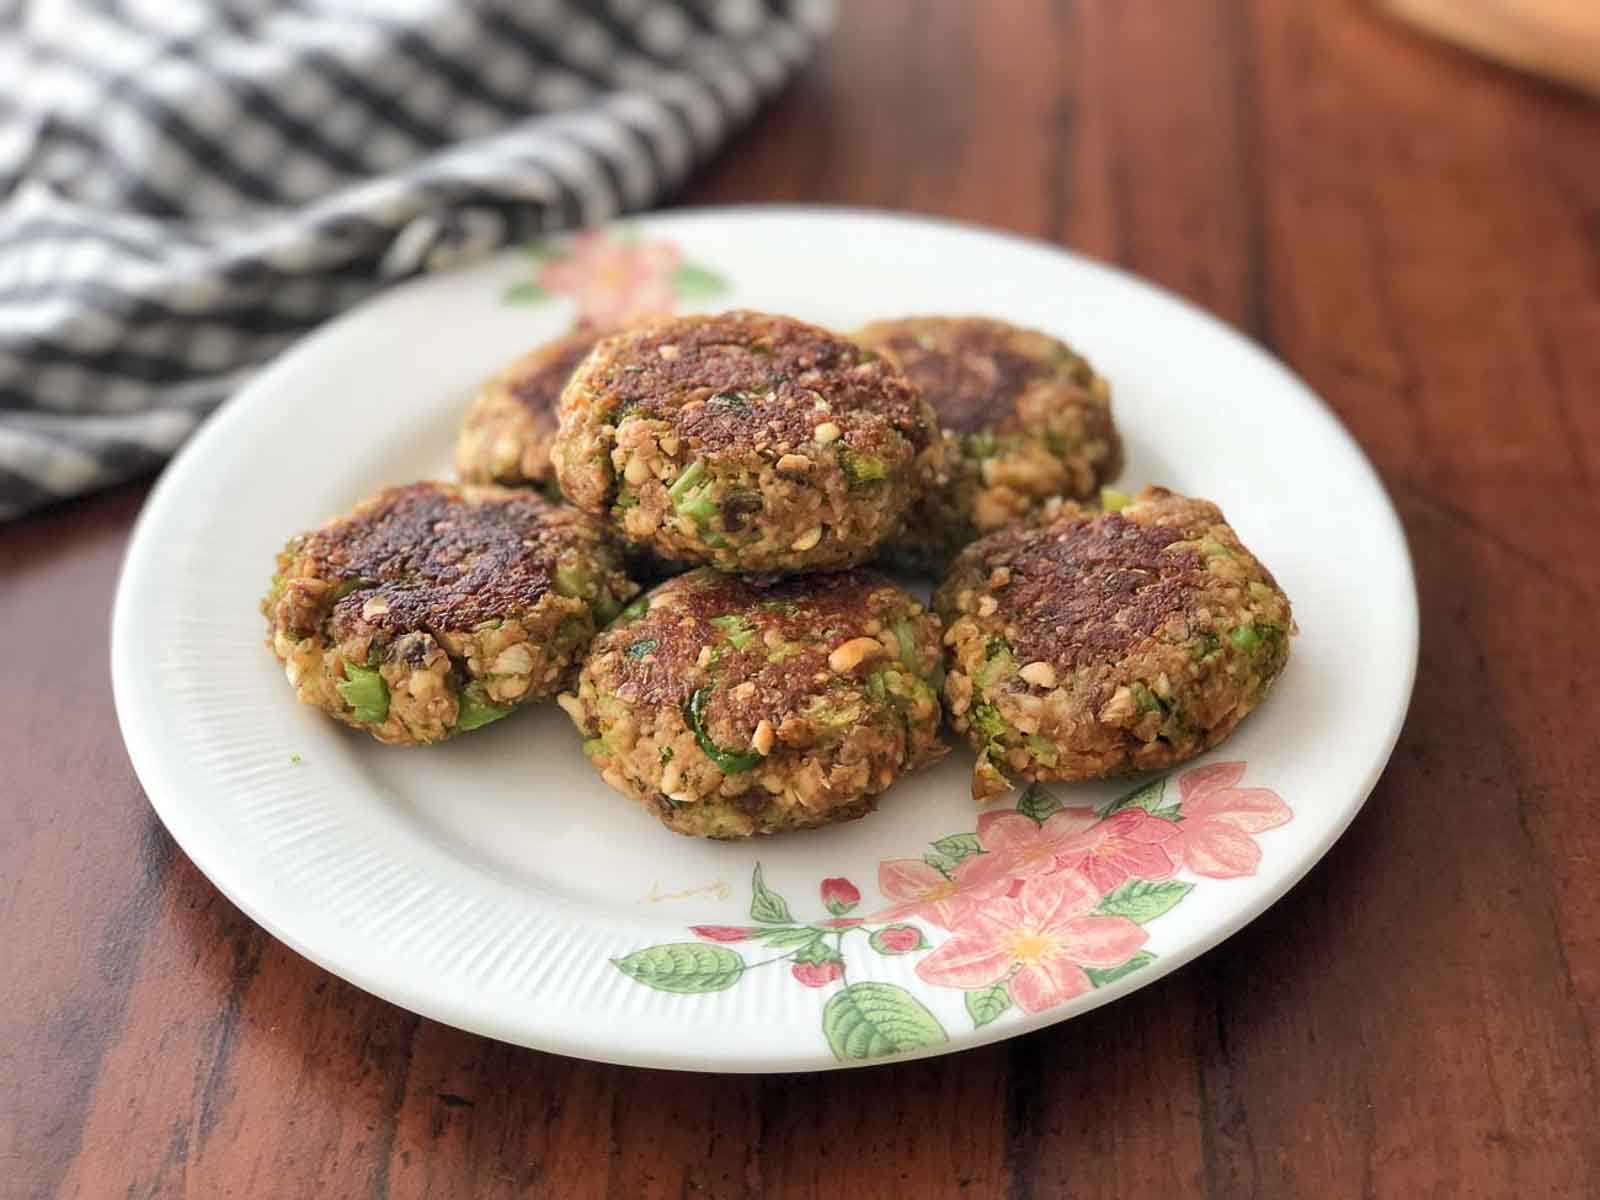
[264,482,638,745]
[455,329,605,494]
[934,486,1292,798]
[858,316,1122,573]
[552,310,942,575]
[560,568,948,838]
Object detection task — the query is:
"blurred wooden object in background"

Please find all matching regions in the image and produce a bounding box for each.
[1380,0,1600,97]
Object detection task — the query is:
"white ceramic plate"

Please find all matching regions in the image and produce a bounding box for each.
[112,207,1417,1072]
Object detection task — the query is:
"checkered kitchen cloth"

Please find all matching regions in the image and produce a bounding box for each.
[0,0,832,519]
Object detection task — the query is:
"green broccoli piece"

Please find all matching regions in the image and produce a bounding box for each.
[613,595,650,625]
[709,614,756,651]
[555,563,595,599]
[970,704,1008,741]
[892,618,919,669]
[1229,625,1261,654]
[336,662,389,724]
[456,681,512,732]
[840,448,888,488]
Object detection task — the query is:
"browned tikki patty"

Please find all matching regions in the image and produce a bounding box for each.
[264,482,637,746]
[315,490,552,629]
[989,514,1208,668]
[561,567,947,838]
[552,310,942,574]
[501,335,599,426]
[600,571,911,714]
[596,319,930,451]
[869,319,1072,435]
[455,329,606,492]
[857,315,1122,574]
[935,486,1292,798]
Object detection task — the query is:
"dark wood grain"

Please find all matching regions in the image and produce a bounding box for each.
[5,1,1600,1195]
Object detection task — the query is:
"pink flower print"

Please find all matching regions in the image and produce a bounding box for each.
[1052,808,1181,894]
[792,960,844,988]
[914,871,1148,1014]
[1166,762,1291,878]
[538,230,682,329]
[690,925,756,943]
[791,940,845,988]
[870,853,1010,930]
[870,925,927,955]
[978,807,1179,895]
[820,877,861,916]
[976,807,1100,881]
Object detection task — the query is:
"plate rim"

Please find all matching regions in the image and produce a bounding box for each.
[111,204,1420,1072]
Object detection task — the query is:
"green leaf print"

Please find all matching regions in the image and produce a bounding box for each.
[1016,782,1064,824]
[932,833,983,863]
[1095,879,1194,924]
[502,281,548,305]
[1085,950,1157,988]
[749,864,794,924]
[822,983,948,1061]
[672,262,728,298]
[756,926,826,950]
[964,983,1013,1029]
[611,943,745,993]
[1101,775,1177,818]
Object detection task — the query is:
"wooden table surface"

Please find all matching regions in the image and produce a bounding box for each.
[6,2,1599,1196]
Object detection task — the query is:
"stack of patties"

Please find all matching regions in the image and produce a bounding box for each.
[854,317,1292,803]
[260,300,1292,837]
[549,311,949,837]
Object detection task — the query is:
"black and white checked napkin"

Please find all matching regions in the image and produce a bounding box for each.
[0,0,832,520]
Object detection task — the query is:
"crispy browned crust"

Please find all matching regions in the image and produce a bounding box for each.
[284,483,580,636]
[973,507,1210,668]
[934,486,1293,796]
[604,569,916,718]
[861,317,1062,434]
[551,311,941,573]
[456,330,605,489]
[566,312,933,462]
[264,482,640,744]
[563,567,949,837]
[503,332,602,421]
[857,316,1122,574]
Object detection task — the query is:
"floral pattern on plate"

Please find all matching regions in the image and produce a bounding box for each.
[612,761,1292,1062]
[503,227,727,328]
